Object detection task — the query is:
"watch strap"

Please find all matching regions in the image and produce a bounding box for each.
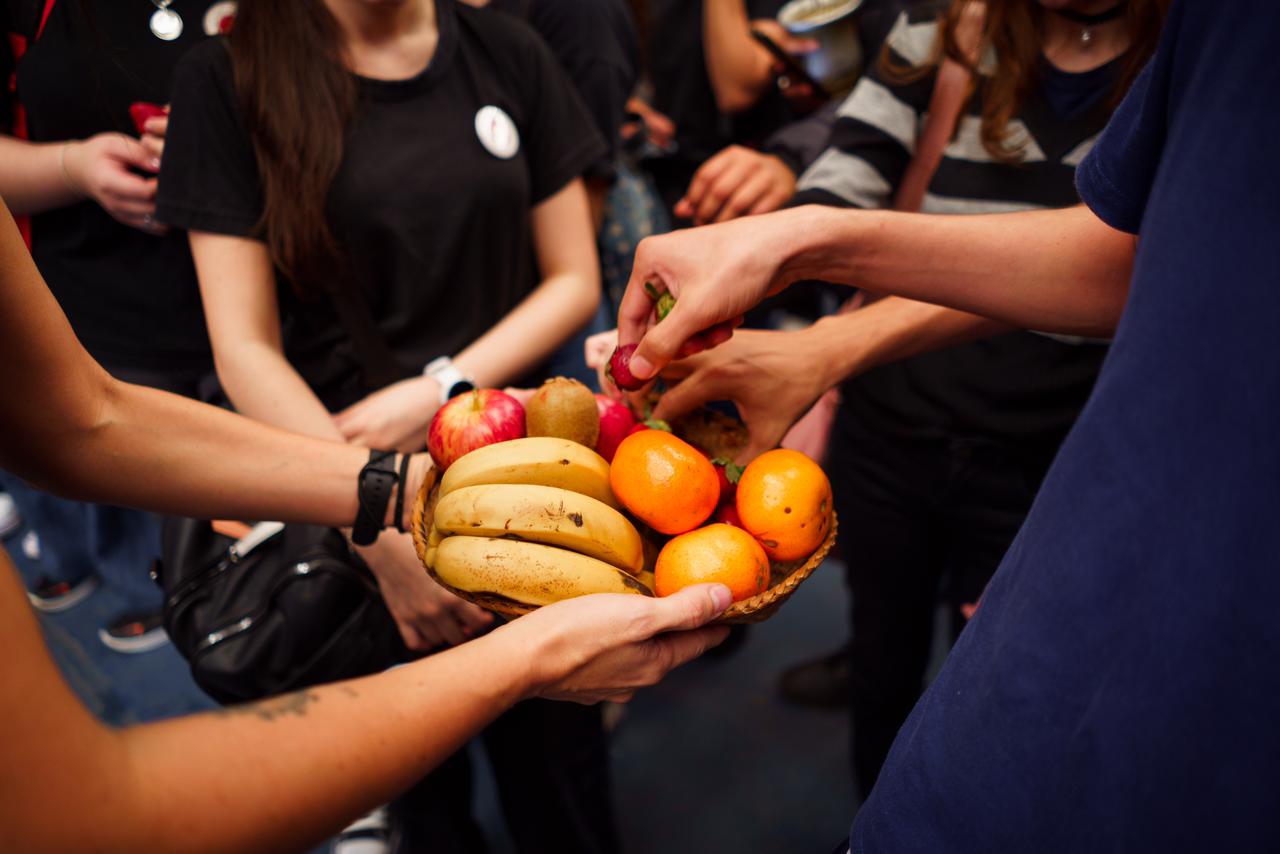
[352,449,397,546]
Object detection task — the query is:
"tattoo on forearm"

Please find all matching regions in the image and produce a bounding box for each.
[212,690,321,722]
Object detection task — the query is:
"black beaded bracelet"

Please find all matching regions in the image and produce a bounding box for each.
[394,452,413,534]
[352,449,397,546]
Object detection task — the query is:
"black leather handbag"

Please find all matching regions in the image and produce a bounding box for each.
[158,518,411,704]
[158,271,419,703]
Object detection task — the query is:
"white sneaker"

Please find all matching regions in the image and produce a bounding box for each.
[0,493,19,539]
[21,529,40,560]
[331,806,390,854]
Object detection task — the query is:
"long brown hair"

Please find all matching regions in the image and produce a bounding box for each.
[886,0,1168,162]
[227,0,356,292]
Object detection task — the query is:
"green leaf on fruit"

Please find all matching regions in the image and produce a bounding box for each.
[644,418,671,432]
[643,281,676,322]
[710,458,744,483]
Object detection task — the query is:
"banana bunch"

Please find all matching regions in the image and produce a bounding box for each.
[427,437,653,606]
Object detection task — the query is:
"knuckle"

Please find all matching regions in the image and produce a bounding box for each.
[625,609,658,640]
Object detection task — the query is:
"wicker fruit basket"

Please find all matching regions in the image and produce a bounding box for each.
[411,410,836,625]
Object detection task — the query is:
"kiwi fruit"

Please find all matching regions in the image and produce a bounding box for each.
[526,377,601,448]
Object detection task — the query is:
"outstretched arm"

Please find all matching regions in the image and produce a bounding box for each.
[618,203,1135,379]
[0,198,734,853]
[0,200,413,528]
[2,549,731,852]
[654,298,1008,460]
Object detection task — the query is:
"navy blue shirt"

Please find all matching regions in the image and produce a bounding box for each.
[851,1,1280,850]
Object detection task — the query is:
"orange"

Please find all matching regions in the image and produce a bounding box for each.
[609,430,719,535]
[654,524,771,602]
[736,448,832,562]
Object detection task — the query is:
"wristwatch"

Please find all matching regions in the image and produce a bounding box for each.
[424,356,476,407]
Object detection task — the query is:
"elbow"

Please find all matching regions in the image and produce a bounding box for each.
[10,372,124,501]
[712,82,765,115]
[571,274,602,331]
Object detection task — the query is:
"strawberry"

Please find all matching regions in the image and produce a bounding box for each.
[714,503,743,527]
[607,343,646,391]
[129,102,168,135]
[710,457,744,504]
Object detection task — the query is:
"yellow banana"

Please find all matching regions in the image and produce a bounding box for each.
[439,437,618,510]
[423,525,443,569]
[433,536,651,606]
[434,484,644,576]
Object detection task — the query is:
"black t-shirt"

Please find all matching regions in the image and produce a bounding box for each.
[3,0,230,373]
[647,0,793,176]
[157,1,605,410]
[490,0,637,184]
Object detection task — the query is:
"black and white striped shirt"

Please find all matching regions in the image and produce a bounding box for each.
[794,8,1117,448]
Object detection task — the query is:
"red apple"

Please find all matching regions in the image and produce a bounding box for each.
[428,389,526,470]
[594,394,638,462]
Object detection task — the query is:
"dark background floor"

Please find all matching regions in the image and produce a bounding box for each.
[7,511,888,854]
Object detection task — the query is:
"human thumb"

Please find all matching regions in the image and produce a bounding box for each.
[113,134,160,173]
[640,584,732,636]
[631,302,700,382]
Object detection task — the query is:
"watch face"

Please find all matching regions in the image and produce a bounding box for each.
[447,380,477,400]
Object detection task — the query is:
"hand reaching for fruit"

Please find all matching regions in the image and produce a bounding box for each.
[334,375,442,452]
[617,209,818,381]
[650,328,836,463]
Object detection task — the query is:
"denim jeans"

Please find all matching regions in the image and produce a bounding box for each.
[0,471,163,611]
[0,362,217,613]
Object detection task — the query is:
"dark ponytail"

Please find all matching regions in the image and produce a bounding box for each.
[227,0,355,292]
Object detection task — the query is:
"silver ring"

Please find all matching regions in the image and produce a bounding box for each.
[777,74,792,91]
[143,214,155,227]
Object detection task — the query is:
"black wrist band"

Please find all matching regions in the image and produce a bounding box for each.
[394,452,413,534]
[352,449,397,546]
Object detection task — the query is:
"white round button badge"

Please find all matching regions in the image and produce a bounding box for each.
[475,106,520,160]
[203,2,237,36]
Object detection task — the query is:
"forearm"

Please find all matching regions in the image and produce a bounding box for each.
[802,296,1010,389]
[113,632,526,853]
[215,343,346,441]
[703,0,771,113]
[782,204,1136,336]
[0,136,83,214]
[456,271,599,386]
[16,374,428,528]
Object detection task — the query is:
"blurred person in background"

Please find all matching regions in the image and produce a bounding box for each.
[0,0,237,652]
[0,194,732,852]
[629,0,812,216]
[635,0,1167,799]
[673,0,923,228]
[156,0,618,849]
[463,0,643,385]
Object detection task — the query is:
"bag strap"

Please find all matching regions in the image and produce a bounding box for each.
[324,281,406,392]
[892,10,983,213]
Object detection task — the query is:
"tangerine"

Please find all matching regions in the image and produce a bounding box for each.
[736,448,832,561]
[654,524,771,602]
[609,430,719,535]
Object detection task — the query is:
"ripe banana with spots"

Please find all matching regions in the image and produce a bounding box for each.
[433,484,645,576]
[433,536,652,605]
[439,437,618,510]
